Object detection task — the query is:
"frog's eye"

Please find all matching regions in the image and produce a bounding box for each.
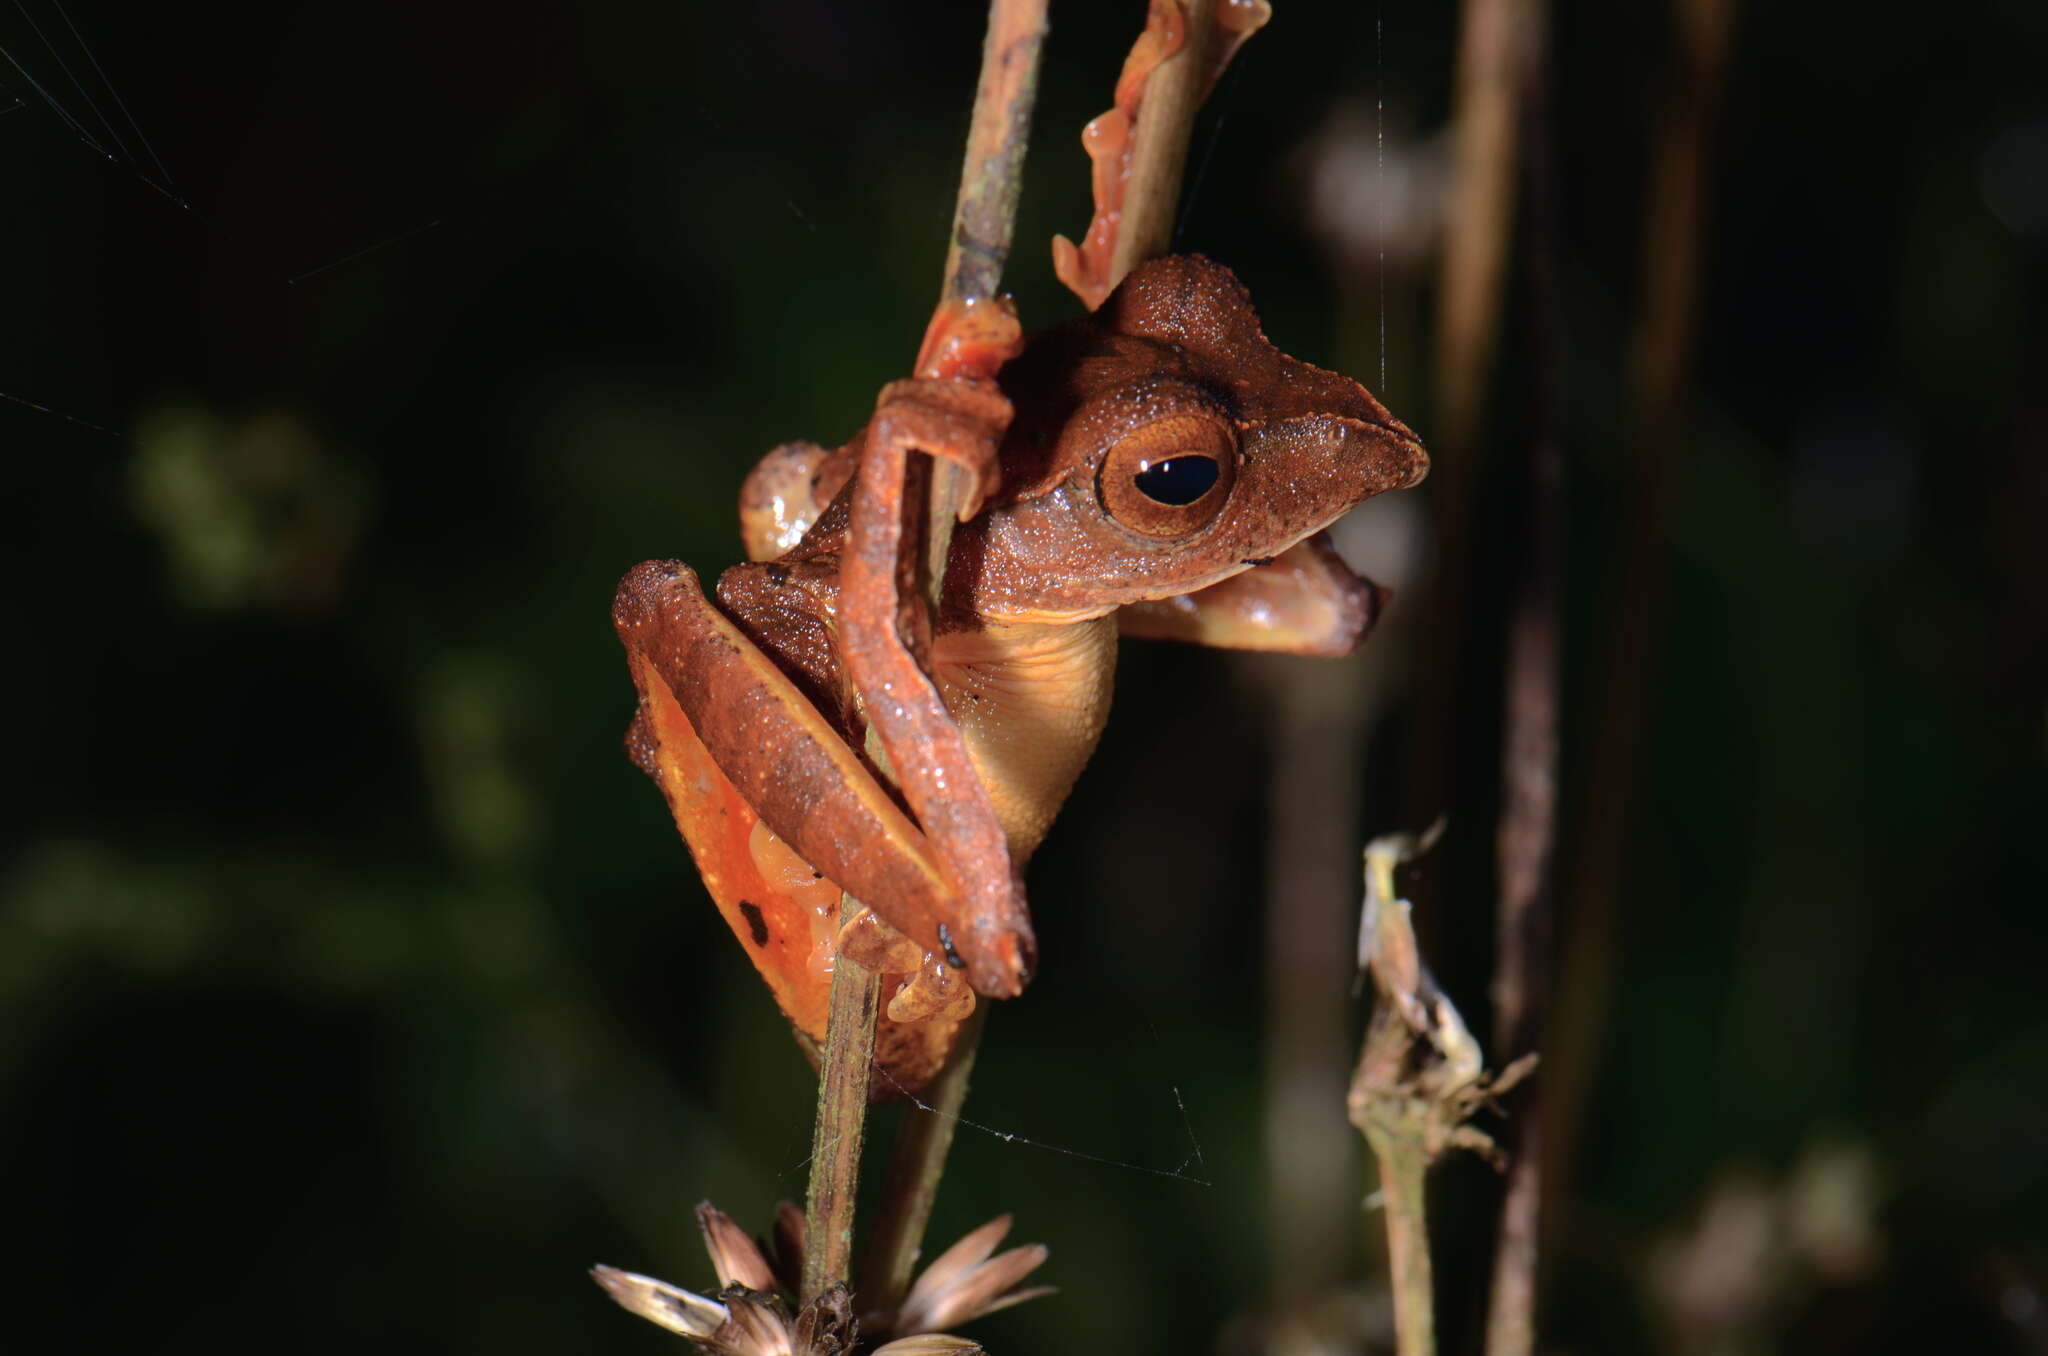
[1098,413,1237,537]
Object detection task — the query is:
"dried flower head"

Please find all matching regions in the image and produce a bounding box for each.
[590,1264,731,1343]
[593,1201,1044,1355]
[874,1214,1055,1339]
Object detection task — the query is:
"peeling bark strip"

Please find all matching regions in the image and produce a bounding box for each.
[1053,0,1272,310]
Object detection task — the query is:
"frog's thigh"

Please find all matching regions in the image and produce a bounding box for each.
[618,646,967,1099]
[1117,532,1385,656]
[621,676,834,1041]
[613,560,958,961]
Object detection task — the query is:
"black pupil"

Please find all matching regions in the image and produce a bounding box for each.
[1133,455,1220,506]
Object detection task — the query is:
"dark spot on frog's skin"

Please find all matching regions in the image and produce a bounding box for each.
[936,922,966,971]
[1242,556,1277,567]
[738,900,770,947]
[764,563,792,585]
[811,870,822,880]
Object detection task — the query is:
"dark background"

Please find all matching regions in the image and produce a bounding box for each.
[5,1,2044,1351]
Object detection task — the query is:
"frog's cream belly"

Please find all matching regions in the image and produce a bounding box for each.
[932,613,1118,861]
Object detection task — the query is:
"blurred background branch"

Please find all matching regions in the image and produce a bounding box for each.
[1482,0,1559,1348]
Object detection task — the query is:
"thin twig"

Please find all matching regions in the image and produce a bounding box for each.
[1366,1110,1438,1356]
[802,904,884,1303]
[1433,0,1537,463]
[937,0,1049,311]
[1483,3,1560,1351]
[1350,828,1533,1356]
[809,0,1048,1308]
[918,0,1049,580]
[1351,831,1453,1356]
[857,1004,990,1314]
[811,0,1249,1308]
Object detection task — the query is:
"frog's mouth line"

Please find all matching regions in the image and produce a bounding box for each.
[1135,504,1364,603]
[979,510,1363,628]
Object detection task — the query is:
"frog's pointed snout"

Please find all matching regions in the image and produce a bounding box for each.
[1389,422,1429,489]
[1359,408,1429,490]
[1315,410,1429,501]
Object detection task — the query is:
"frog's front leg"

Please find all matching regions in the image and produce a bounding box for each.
[1117,532,1388,655]
[839,376,1036,998]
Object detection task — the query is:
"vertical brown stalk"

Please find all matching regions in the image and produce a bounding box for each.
[858,1005,989,1312]
[818,0,1257,1312]
[802,906,884,1302]
[1483,3,1560,1351]
[1434,0,1536,463]
[1410,0,1542,855]
[918,0,1049,575]
[1545,0,1737,1245]
[830,0,1049,1311]
[937,0,1051,313]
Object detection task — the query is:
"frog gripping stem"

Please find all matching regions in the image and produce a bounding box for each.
[839,378,1037,998]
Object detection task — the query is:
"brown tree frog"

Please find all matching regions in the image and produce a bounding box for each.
[613,255,1425,1091]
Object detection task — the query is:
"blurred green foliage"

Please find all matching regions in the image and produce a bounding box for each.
[3,1,2044,1352]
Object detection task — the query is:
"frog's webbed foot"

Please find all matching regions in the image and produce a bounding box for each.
[840,377,1037,998]
[1118,532,1386,655]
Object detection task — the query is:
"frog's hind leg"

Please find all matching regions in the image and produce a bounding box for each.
[618,672,960,1097]
[613,560,963,985]
[620,690,837,1044]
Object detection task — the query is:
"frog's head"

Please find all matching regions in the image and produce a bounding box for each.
[954,255,1426,625]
